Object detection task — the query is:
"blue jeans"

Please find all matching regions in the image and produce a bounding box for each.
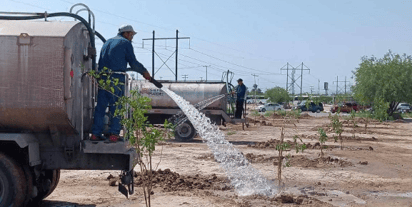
[91,85,124,136]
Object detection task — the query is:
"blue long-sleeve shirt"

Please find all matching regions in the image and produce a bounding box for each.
[98,34,148,82]
[235,84,247,101]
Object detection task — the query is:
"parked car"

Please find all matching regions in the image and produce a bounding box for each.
[282,102,292,109]
[397,103,410,113]
[255,103,283,112]
[299,102,324,113]
[293,100,307,110]
[246,99,255,104]
[258,99,269,105]
[331,102,359,113]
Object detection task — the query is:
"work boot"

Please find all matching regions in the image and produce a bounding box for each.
[90,134,105,141]
[108,134,124,143]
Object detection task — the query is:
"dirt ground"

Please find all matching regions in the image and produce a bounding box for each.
[42,107,412,207]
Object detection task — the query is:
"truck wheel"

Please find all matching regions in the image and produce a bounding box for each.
[316,109,321,113]
[0,152,27,207]
[30,169,60,205]
[261,108,266,112]
[22,165,34,206]
[175,121,196,142]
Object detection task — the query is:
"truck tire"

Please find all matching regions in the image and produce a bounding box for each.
[30,169,60,205]
[175,121,196,142]
[22,165,34,206]
[0,152,27,207]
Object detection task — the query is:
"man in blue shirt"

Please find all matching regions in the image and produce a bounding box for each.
[91,25,160,142]
[232,78,247,119]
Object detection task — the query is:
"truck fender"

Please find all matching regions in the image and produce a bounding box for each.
[0,133,41,166]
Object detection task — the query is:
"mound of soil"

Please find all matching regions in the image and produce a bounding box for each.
[243,152,353,168]
[196,154,215,161]
[340,135,378,142]
[271,113,284,119]
[245,153,276,163]
[133,169,232,192]
[306,142,374,151]
[248,139,297,149]
[285,155,353,168]
[300,113,311,119]
[311,125,333,132]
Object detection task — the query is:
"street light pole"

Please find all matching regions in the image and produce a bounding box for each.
[203,65,211,82]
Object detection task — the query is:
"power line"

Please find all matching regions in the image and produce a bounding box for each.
[189,48,279,75]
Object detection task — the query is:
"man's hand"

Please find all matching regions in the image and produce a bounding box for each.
[231,91,235,95]
[143,72,151,81]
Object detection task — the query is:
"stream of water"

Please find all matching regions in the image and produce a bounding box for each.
[162,88,277,196]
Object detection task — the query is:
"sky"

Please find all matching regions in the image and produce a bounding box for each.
[2,0,412,95]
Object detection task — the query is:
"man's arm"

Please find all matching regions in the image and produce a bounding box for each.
[125,42,151,80]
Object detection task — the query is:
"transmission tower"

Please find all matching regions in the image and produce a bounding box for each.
[281,62,310,96]
[333,76,350,94]
[142,30,190,81]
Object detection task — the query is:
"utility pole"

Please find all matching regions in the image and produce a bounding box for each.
[310,86,314,94]
[318,79,320,95]
[200,77,203,81]
[252,74,259,103]
[251,74,258,101]
[182,74,188,82]
[176,30,178,81]
[142,30,190,81]
[280,63,293,93]
[203,65,211,82]
[345,76,347,94]
[298,62,310,97]
[152,31,154,78]
[336,76,339,95]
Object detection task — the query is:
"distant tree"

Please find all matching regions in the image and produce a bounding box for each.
[265,87,291,103]
[253,84,258,91]
[353,51,412,116]
[250,87,264,95]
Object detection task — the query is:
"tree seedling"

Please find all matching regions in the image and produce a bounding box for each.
[275,129,306,187]
[330,113,344,149]
[317,128,328,157]
[349,110,358,138]
[115,90,174,207]
[276,126,290,187]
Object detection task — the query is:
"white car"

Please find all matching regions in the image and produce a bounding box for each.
[397,103,410,112]
[255,103,283,112]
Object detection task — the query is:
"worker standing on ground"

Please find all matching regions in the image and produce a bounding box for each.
[91,25,162,142]
[232,78,247,119]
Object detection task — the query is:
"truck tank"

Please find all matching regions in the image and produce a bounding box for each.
[0,20,94,134]
[130,80,233,141]
[131,80,227,111]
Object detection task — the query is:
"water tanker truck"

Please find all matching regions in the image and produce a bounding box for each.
[0,5,138,206]
[131,80,246,141]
